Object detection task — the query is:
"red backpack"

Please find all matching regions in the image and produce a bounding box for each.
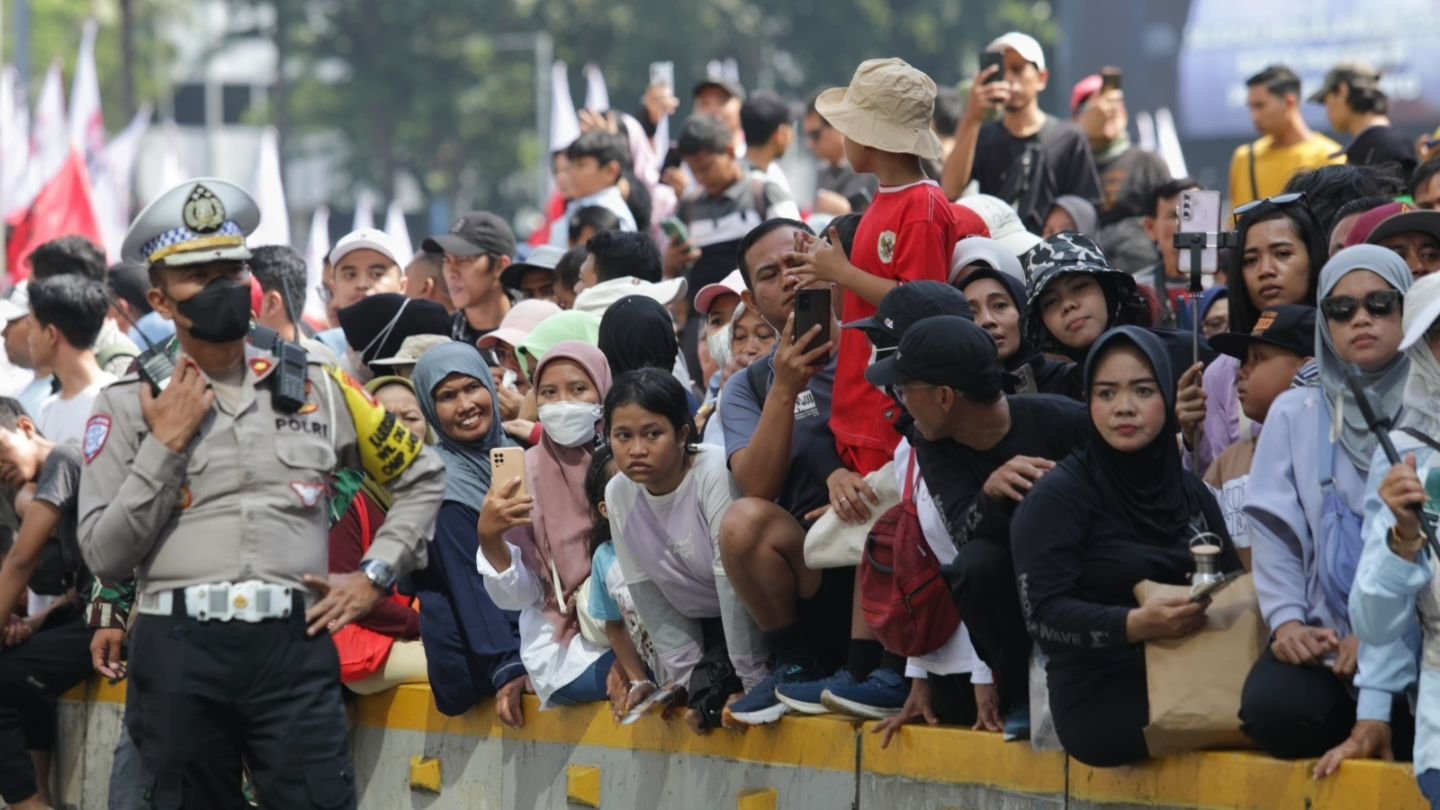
[860,452,961,657]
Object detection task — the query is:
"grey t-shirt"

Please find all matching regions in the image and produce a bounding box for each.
[32,442,86,595]
[718,354,844,520]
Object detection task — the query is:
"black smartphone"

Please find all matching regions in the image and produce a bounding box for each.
[980,52,1006,84]
[846,188,873,213]
[1190,569,1244,603]
[662,146,682,171]
[1101,67,1123,92]
[794,288,832,360]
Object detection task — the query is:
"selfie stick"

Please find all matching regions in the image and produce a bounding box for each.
[1173,230,1238,366]
[1344,366,1440,560]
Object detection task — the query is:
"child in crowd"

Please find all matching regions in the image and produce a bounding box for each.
[584,445,660,720]
[603,368,767,732]
[1202,305,1315,570]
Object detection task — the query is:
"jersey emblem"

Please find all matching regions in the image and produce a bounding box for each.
[878,230,897,264]
[83,415,112,464]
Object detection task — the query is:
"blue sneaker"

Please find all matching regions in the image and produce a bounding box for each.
[775,668,858,715]
[1003,701,1031,741]
[821,668,907,719]
[728,662,827,725]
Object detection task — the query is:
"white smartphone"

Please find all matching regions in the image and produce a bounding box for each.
[649,61,675,91]
[1179,188,1223,275]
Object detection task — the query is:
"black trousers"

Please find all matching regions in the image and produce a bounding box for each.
[0,605,94,804]
[928,672,980,727]
[945,536,1031,712]
[127,597,356,809]
[1240,647,1416,760]
[1047,649,1151,768]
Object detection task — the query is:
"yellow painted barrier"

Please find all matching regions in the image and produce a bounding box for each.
[61,679,1430,809]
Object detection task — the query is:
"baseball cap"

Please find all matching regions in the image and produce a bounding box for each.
[815,58,943,162]
[1365,206,1440,250]
[986,32,1047,73]
[421,212,517,259]
[476,299,562,351]
[865,315,1003,395]
[106,262,153,311]
[370,334,453,369]
[1209,305,1316,360]
[693,76,746,103]
[843,281,973,347]
[1307,62,1381,104]
[571,276,688,315]
[329,227,403,267]
[694,269,746,316]
[0,291,25,324]
[951,237,1025,285]
[1402,273,1440,351]
[500,244,566,290]
[956,195,1043,258]
[1070,74,1104,117]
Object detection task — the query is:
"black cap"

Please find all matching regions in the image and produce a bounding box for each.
[106,261,152,312]
[693,77,746,103]
[843,281,973,348]
[865,315,1003,395]
[338,293,453,369]
[1208,304,1315,360]
[500,244,565,290]
[421,211,517,259]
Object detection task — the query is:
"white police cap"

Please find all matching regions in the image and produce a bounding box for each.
[121,178,261,267]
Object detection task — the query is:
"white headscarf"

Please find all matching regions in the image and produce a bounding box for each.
[1401,273,1440,437]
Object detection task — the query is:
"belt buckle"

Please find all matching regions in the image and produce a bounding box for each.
[230,582,262,622]
[190,582,235,622]
[137,590,173,615]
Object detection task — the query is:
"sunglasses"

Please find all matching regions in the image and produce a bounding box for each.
[1320,289,1402,323]
[1232,192,1307,223]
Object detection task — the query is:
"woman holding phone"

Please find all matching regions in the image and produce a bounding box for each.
[476,342,617,708]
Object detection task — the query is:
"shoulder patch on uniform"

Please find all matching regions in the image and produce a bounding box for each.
[83,415,112,464]
[249,357,276,380]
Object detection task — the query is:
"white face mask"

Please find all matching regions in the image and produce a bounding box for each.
[706,325,732,370]
[538,401,602,448]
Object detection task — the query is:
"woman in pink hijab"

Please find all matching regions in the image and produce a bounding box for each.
[476,341,617,707]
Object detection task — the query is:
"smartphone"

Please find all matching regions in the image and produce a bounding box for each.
[980,52,1005,84]
[662,146,683,171]
[622,682,684,725]
[793,288,832,359]
[1101,67,1123,92]
[1190,569,1244,603]
[490,447,528,497]
[660,217,690,245]
[1179,188,1223,276]
[649,61,675,91]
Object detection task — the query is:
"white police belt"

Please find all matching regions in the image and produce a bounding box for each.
[137,581,304,622]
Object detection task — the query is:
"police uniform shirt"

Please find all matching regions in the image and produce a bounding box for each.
[77,346,446,594]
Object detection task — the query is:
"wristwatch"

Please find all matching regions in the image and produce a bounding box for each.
[1388,526,1426,557]
[359,559,398,592]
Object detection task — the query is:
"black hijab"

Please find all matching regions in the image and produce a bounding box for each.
[962,267,1075,394]
[597,295,680,377]
[1075,326,1204,542]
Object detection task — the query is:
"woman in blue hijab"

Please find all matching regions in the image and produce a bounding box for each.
[412,342,526,724]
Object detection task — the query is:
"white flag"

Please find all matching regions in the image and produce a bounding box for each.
[1135,110,1158,155]
[250,126,291,248]
[12,61,67,214]
[68,19,105,162]
[549,61,581,153]
[383,200,413,266]
[91,104,151,260]
[304,205,331,322]
[1154,108,1189,180]
[583,63,610,113]
[156,119,187,192]
[352,190,375,231]
[0,67,28,219]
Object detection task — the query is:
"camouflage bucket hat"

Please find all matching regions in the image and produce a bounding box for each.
[1022,232,1135,350]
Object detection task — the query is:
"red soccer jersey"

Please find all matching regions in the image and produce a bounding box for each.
[831,180,984,473]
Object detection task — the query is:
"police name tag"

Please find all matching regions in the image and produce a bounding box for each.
[794,390,818,421]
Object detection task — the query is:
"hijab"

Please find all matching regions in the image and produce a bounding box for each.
[598,295,680,378]
[365,375,435,445]
[961,266,1035,373]
[414,342,513,508]
[1052,195,1099,237]
[516,310,601,378]
[1401,274,1440,437]
[511,341,614,639]
[1075,326,1203,541]
[1316,245,1412,476]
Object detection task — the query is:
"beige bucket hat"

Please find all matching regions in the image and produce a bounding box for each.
[814,58,943,161]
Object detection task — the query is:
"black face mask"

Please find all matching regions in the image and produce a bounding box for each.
[176,277,252,343]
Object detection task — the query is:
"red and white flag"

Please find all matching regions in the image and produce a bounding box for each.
[303,205,331,322]
[5,149,104,280]
[11,62,67,216]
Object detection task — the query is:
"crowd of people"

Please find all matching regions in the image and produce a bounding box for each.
[3,29,1440,810]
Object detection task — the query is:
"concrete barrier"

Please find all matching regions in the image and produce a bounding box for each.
[54,680,1430,809]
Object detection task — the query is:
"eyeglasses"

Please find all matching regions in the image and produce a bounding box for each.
[1320,289,1403,323]
[888,382,938,405]
[1232,192,1307,223]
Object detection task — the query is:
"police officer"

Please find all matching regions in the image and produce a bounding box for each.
[78,179,446,808]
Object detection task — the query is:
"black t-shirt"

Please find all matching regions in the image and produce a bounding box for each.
[1095,146,1170,225]
[1344,124,1418,178]
[31,443,89,596]
[913,394,1090,548]
[973,116,1102,225]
